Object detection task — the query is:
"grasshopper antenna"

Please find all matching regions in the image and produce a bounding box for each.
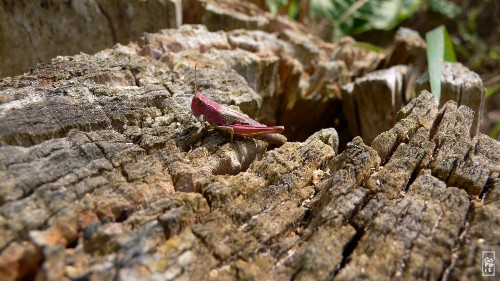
[188,64,198,124]
[195,64,198,94]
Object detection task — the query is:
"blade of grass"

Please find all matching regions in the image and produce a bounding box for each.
[486,83,500,98]
[426,25,456,100]
[426,27,444,99]
[443,27,457,62]
[352,42,385,53]
[490,121,500,139]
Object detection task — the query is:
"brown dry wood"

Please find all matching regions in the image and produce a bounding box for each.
[0,0,181,77]
[384,27,427,68]
[416,62,485,137]
[0,2,497,280]
[342,65,408,144]
[0,41,498,281]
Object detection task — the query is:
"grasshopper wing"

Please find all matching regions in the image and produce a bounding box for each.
[217,105,259,126]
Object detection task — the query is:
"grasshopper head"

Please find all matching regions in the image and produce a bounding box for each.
[191,93,205,117]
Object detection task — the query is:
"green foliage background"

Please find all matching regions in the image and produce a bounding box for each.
[267,0,461,42]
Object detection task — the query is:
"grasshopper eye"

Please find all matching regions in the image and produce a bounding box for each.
[196,97,204,107]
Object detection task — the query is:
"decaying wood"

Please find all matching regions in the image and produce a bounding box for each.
[416,62,486,137]
[0,0,182,78]
[342,65,408,144]
[0,2,497,280]
[1,41,498,280]
[384,27,427,68]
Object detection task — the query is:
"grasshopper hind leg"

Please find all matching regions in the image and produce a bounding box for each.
[216,126,235,142]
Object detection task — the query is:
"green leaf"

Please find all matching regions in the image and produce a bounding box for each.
[427,0,462,19]
[310,0,422,42]
[443,28,456,62]
[486,84,500,98]
[426,27,444,99]
[425,25,456,100]
[288,0,299,19]
[490,121,500,139]
[362,0,401,30]
[399,0,422,20]
[352,42,385,53]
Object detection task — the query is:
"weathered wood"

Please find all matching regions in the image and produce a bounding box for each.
[372,90,439,163]
[450,178,500,280]
[278,60,349,141]
[342,65,408,144]
[416,62,486,137]
[341,169,470,280]
[343,61,486,148]
[384,27,427,68]
[0,5,497,280]
[0,0,181,77]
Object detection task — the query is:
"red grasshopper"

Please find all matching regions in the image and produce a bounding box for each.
[190,66,287,145]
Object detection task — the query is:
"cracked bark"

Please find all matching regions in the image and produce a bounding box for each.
[0,3,498,280]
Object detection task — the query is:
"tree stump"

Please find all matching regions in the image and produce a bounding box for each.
[0,2,498,280]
